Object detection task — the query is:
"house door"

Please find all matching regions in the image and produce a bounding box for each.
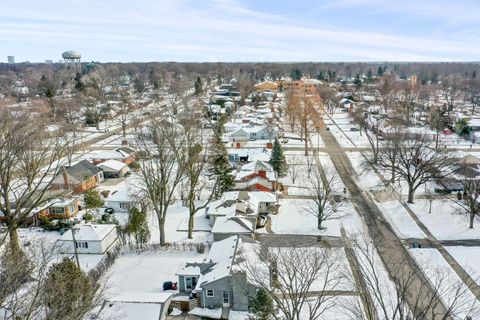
[222,292,230,308]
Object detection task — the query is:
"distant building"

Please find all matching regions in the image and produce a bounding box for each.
[45,60,53,64]
[7,56,14,64]
[411,75,418,88]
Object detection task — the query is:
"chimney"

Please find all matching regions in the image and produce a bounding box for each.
[62,167,69,189]
[258,170,267,179]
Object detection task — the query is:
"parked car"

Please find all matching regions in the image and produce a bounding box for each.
[104,207,115,214]
[349,127,360,132]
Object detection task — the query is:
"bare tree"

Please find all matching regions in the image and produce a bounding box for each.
[0,111,69,252]
[379,75,396,114]
[317,86,339,115]
[375,133,453,203]
[135,118,184,245]
[304,168,342,230]
[342,236,480,320]
[176,114,218,239]
[237,74,255,105]
[0,242,106,320]
[454,164,480,229]
[288,155,299,185]
[351,107,380,164]
[440,75,463,114]
[284,90,298,133]
[464,78,480,115]
[117,91,134,137]
[239,239,344,320]
[298,93,320,156]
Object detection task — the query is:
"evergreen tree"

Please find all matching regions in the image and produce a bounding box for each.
[377,65,384,76]
[134,77,145,96]
[249,288,274,320]
[74,73,85,92]
[290,69,302,81]
[269,137,288,177]
[125,207,150,248]
[43,257,95,320]
[194,76,203,96]
[84,189,104,209]
[472,70,477,79]
[354,73,362,90]
[367,69,373,80]
[209,130,234,197]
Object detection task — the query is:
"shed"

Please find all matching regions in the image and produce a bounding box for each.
[57,223,118,254]
[97,159,129,178]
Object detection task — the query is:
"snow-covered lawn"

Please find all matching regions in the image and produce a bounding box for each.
[345,151,383,190]
[317,154,345,190]
[445,246,480,285]
[148,202,213,244]
[270,199,363,236]
[376,201,427,239]
[409,248,480,319]
[407,199,480,240]
[107,251,208,298]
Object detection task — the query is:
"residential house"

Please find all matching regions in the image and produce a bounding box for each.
[51,160,104,193]
[97,159,129,178]
[43,197,80,219]
[104,189,139,213]
[90,147,136,165]
[57,223,118,254]
[176,236,240,310]
[234,161,276,192]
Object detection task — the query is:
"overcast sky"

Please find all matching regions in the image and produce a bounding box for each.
[2,0,480,62]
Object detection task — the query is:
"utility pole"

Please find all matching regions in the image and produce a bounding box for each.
[69,218,80,268]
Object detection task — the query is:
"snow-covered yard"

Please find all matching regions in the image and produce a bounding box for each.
[107,251,208,298]
[407,199,480,240]
[409,248,480,319]
[445,246,480,285]
[376,201,427,239]
[345,151,383,190]
[270,199,364,236]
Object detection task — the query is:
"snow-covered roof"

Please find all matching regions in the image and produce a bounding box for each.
[240,160,273,172]
[211,217,254,234]
[106,189,133,203]
[98,292,172,320]
[97,159,128,172]
[195,236,239,289]
[221,191,240,202]
[176,264,202,276]
[248,191,277,204]
[58,223,116,242]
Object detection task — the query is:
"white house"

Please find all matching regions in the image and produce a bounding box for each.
[57,223,118,254]
[105,189,138,213]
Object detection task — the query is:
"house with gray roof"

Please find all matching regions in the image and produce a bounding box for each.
[51,160,104,193]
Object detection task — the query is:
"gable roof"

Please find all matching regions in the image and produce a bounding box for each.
[64,160,102,180]
[195,236,239,289]
[97,159,128,172]
[58,223,116,242]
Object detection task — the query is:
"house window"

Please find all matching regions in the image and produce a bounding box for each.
[206,289,214,297]
[119,202,130,209]
[185,276,198,290]
[50,207,65,214]
[75,242,89,248]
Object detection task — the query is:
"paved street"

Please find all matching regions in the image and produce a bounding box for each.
[316,121,452,319]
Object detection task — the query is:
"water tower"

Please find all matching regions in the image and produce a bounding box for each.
[62,50,81,73]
